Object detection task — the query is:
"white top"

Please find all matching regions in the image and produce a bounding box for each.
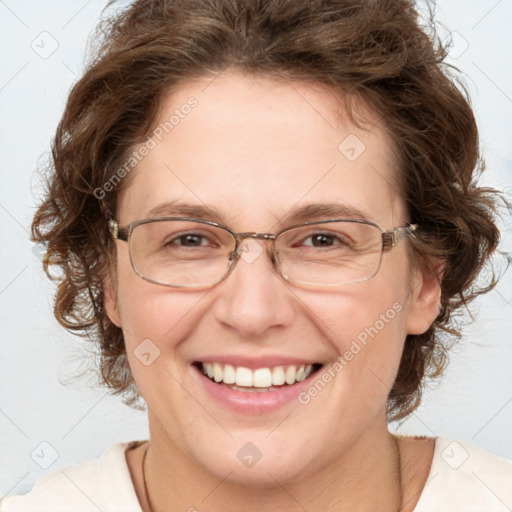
[1,436,511,511]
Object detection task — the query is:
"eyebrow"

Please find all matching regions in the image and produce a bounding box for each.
[279,202,372,224]
[145,201,372,226]
[146,201,226,223]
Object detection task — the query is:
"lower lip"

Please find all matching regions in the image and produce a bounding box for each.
[192,365,321,414]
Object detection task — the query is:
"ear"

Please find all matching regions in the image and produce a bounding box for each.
[405,260,444,335]
[103,269,122,328]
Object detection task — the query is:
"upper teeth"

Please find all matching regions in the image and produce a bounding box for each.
[201,363,314,387]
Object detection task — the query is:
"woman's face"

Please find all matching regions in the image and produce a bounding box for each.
[106,71,439,484]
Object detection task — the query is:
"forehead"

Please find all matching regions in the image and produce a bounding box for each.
[117,71,406,229]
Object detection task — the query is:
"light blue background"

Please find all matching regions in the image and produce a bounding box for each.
[1,0,511,496]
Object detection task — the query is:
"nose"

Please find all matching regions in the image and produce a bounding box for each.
[211,238,296,338]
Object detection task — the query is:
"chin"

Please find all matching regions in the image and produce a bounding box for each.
[184,427,324,488]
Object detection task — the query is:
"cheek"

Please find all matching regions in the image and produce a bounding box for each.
[114,272,209,406]
[305,279,408,349]
[114,248,206,349]
[117,284,206,348]
[296,276,410,402]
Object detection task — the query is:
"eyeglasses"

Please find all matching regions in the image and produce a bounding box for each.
[108,217,418,289]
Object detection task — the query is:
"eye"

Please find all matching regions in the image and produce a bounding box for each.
[298,232,352,249]
[303,233,338,247]
[166,232,216,247]
[170,233,210,246]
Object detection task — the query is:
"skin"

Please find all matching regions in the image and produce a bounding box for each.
[105,71,440,512]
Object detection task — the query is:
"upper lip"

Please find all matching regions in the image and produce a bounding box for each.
[193,355,324,369]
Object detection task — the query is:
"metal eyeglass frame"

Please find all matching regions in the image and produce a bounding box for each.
[108,217,418,288]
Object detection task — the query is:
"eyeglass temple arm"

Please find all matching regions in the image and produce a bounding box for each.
[108,219,129,242]
[382,224,418,251]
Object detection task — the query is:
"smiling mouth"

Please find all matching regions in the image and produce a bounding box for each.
[194,362,323,392]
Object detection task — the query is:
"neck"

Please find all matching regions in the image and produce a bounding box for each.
[141,419,403,512]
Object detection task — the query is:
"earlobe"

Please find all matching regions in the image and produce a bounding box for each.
[405,261,444,335]
[103,271,122,328]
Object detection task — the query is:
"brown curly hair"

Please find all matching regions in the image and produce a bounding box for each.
[32,0,504,421]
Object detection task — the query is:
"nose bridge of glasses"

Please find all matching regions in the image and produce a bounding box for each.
[235,232,276,242]
[228,231,278,265]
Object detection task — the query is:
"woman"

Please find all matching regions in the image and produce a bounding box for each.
[2,0,511,510]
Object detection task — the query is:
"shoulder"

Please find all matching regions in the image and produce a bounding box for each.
[414,436,512,512]
[0,441,144,512]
